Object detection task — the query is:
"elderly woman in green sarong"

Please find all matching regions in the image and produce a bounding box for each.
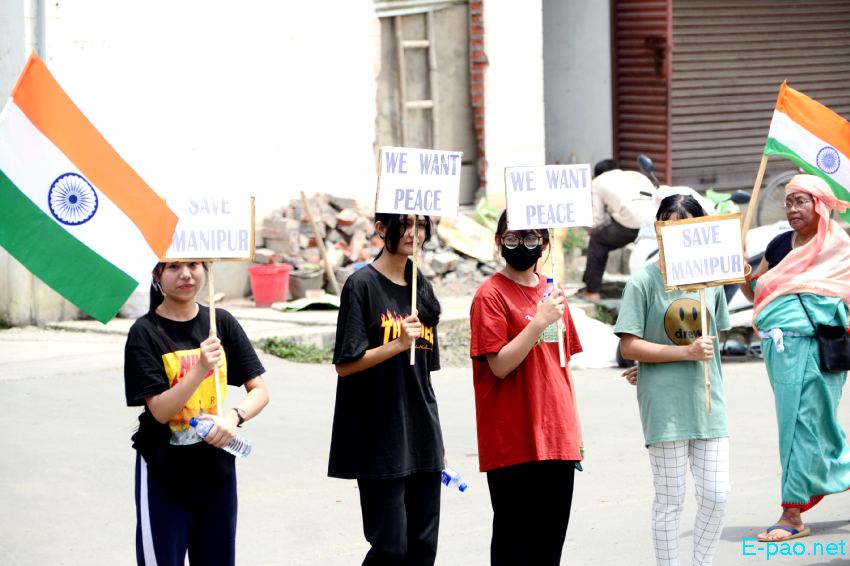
[739,174,850,542]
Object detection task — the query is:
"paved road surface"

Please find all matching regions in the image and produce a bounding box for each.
[2,327,850,565]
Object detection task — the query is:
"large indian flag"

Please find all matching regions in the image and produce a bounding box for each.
[765,82,850,221]
[0,53,178,323]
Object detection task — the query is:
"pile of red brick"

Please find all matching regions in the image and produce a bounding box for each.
[255,194,498,296]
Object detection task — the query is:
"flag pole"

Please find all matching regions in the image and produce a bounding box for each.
[410,215,418,366]
[208,265,223,417]
[699,287,711,414]
[741,154,769,240]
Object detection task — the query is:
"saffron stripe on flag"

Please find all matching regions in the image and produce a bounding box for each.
[0,101,161,285]
[0,169,138,323]
[775,82,850,161]
[766,110,850,193]
[11,54,176,256]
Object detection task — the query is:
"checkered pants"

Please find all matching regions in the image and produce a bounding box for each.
[647,438,730,566]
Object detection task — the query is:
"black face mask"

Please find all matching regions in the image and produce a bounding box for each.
[501,244,542,271]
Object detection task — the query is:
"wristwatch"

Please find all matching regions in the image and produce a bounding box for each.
[232,407,247,427]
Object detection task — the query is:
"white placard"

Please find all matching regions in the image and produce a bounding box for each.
[504,164,593,229]
[163,193,254,260]
[376,146,463,218]
[658,215,745,287]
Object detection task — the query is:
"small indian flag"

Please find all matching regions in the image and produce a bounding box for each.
[0,53,178,323]
[765,82,850,220]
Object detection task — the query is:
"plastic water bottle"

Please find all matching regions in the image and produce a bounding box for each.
[541,277,561,343]
[441,467,468,492]
[189,417,252,458]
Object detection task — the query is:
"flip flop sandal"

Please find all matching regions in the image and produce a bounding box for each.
[757,525,811,542]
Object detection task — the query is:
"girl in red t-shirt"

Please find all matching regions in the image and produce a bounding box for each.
[469,210,583,566]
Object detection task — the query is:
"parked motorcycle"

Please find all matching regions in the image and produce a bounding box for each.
[615,156,791,367]
[627,156,752,289]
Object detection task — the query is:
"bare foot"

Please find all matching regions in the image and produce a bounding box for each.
[757,509,806,542]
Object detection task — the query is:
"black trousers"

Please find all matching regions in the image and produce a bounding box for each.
[135,454,237,566]
[357,471,441,566]
[487,460,576,566]
[582,217,639,293]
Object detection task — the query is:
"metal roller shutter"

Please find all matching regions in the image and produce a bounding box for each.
[671,0,850,190]
[612,0,672,182]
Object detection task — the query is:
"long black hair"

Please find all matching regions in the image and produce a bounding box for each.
[149,263,167,313]
[374,213,441,326]
[656,194,706,221]
[375,213,433,253]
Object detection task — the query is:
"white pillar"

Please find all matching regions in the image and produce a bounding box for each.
[483,0,546,209]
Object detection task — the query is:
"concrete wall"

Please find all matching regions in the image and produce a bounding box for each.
[483,0,546,209]
[542,0,613,168]
[1,1,26,95]
[374,6,478,204]
[0,0,82,325]
[0,1,382,325]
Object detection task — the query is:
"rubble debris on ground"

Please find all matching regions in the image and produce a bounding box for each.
[254,194,505,299]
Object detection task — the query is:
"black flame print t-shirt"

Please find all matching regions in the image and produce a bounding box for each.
[328,264,444,480]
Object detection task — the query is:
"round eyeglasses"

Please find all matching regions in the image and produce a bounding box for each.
[783,197,813,211]
[501,233,542,249]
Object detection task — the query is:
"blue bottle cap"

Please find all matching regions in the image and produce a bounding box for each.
[189,417,199,427]
[458,482,468,492]
[546,277,554,283]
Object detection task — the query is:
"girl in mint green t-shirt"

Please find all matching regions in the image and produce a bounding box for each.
[614,194,731,566]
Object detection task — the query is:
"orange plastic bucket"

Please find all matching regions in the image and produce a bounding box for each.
[248,264,291,306]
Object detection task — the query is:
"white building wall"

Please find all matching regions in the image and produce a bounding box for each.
[0,0,82,325]
[0,0,381,324]
[45,1,380,220]
[543,0,613,168]
[483,0,546,209]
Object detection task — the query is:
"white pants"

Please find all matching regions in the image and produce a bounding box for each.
[647,438,730,566]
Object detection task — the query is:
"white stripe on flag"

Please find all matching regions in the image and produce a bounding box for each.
[0,101,159,284]
[768,110,850,190]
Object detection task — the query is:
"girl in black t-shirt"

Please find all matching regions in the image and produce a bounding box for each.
[328,213,445,565]
[124,261,269,566]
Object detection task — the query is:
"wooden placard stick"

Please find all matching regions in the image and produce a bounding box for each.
[741,153,768,240]
[300,191,340,295]
[699,287,711,414]
[208,265,223,418]
[410,215,419,366]
[548,228,566,367]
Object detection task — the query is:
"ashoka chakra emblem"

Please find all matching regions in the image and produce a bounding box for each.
[48,173,99,225]
[816,146,840,175]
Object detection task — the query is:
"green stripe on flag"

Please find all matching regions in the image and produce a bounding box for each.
[765,138,850,223]
[0,169,139,322]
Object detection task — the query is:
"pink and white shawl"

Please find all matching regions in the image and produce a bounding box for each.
[753,174,850,322]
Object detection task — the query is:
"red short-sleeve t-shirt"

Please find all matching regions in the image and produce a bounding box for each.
[469,272,583,472]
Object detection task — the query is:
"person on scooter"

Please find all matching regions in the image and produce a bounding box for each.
[577,159,656,301]
[739,174,850,543]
